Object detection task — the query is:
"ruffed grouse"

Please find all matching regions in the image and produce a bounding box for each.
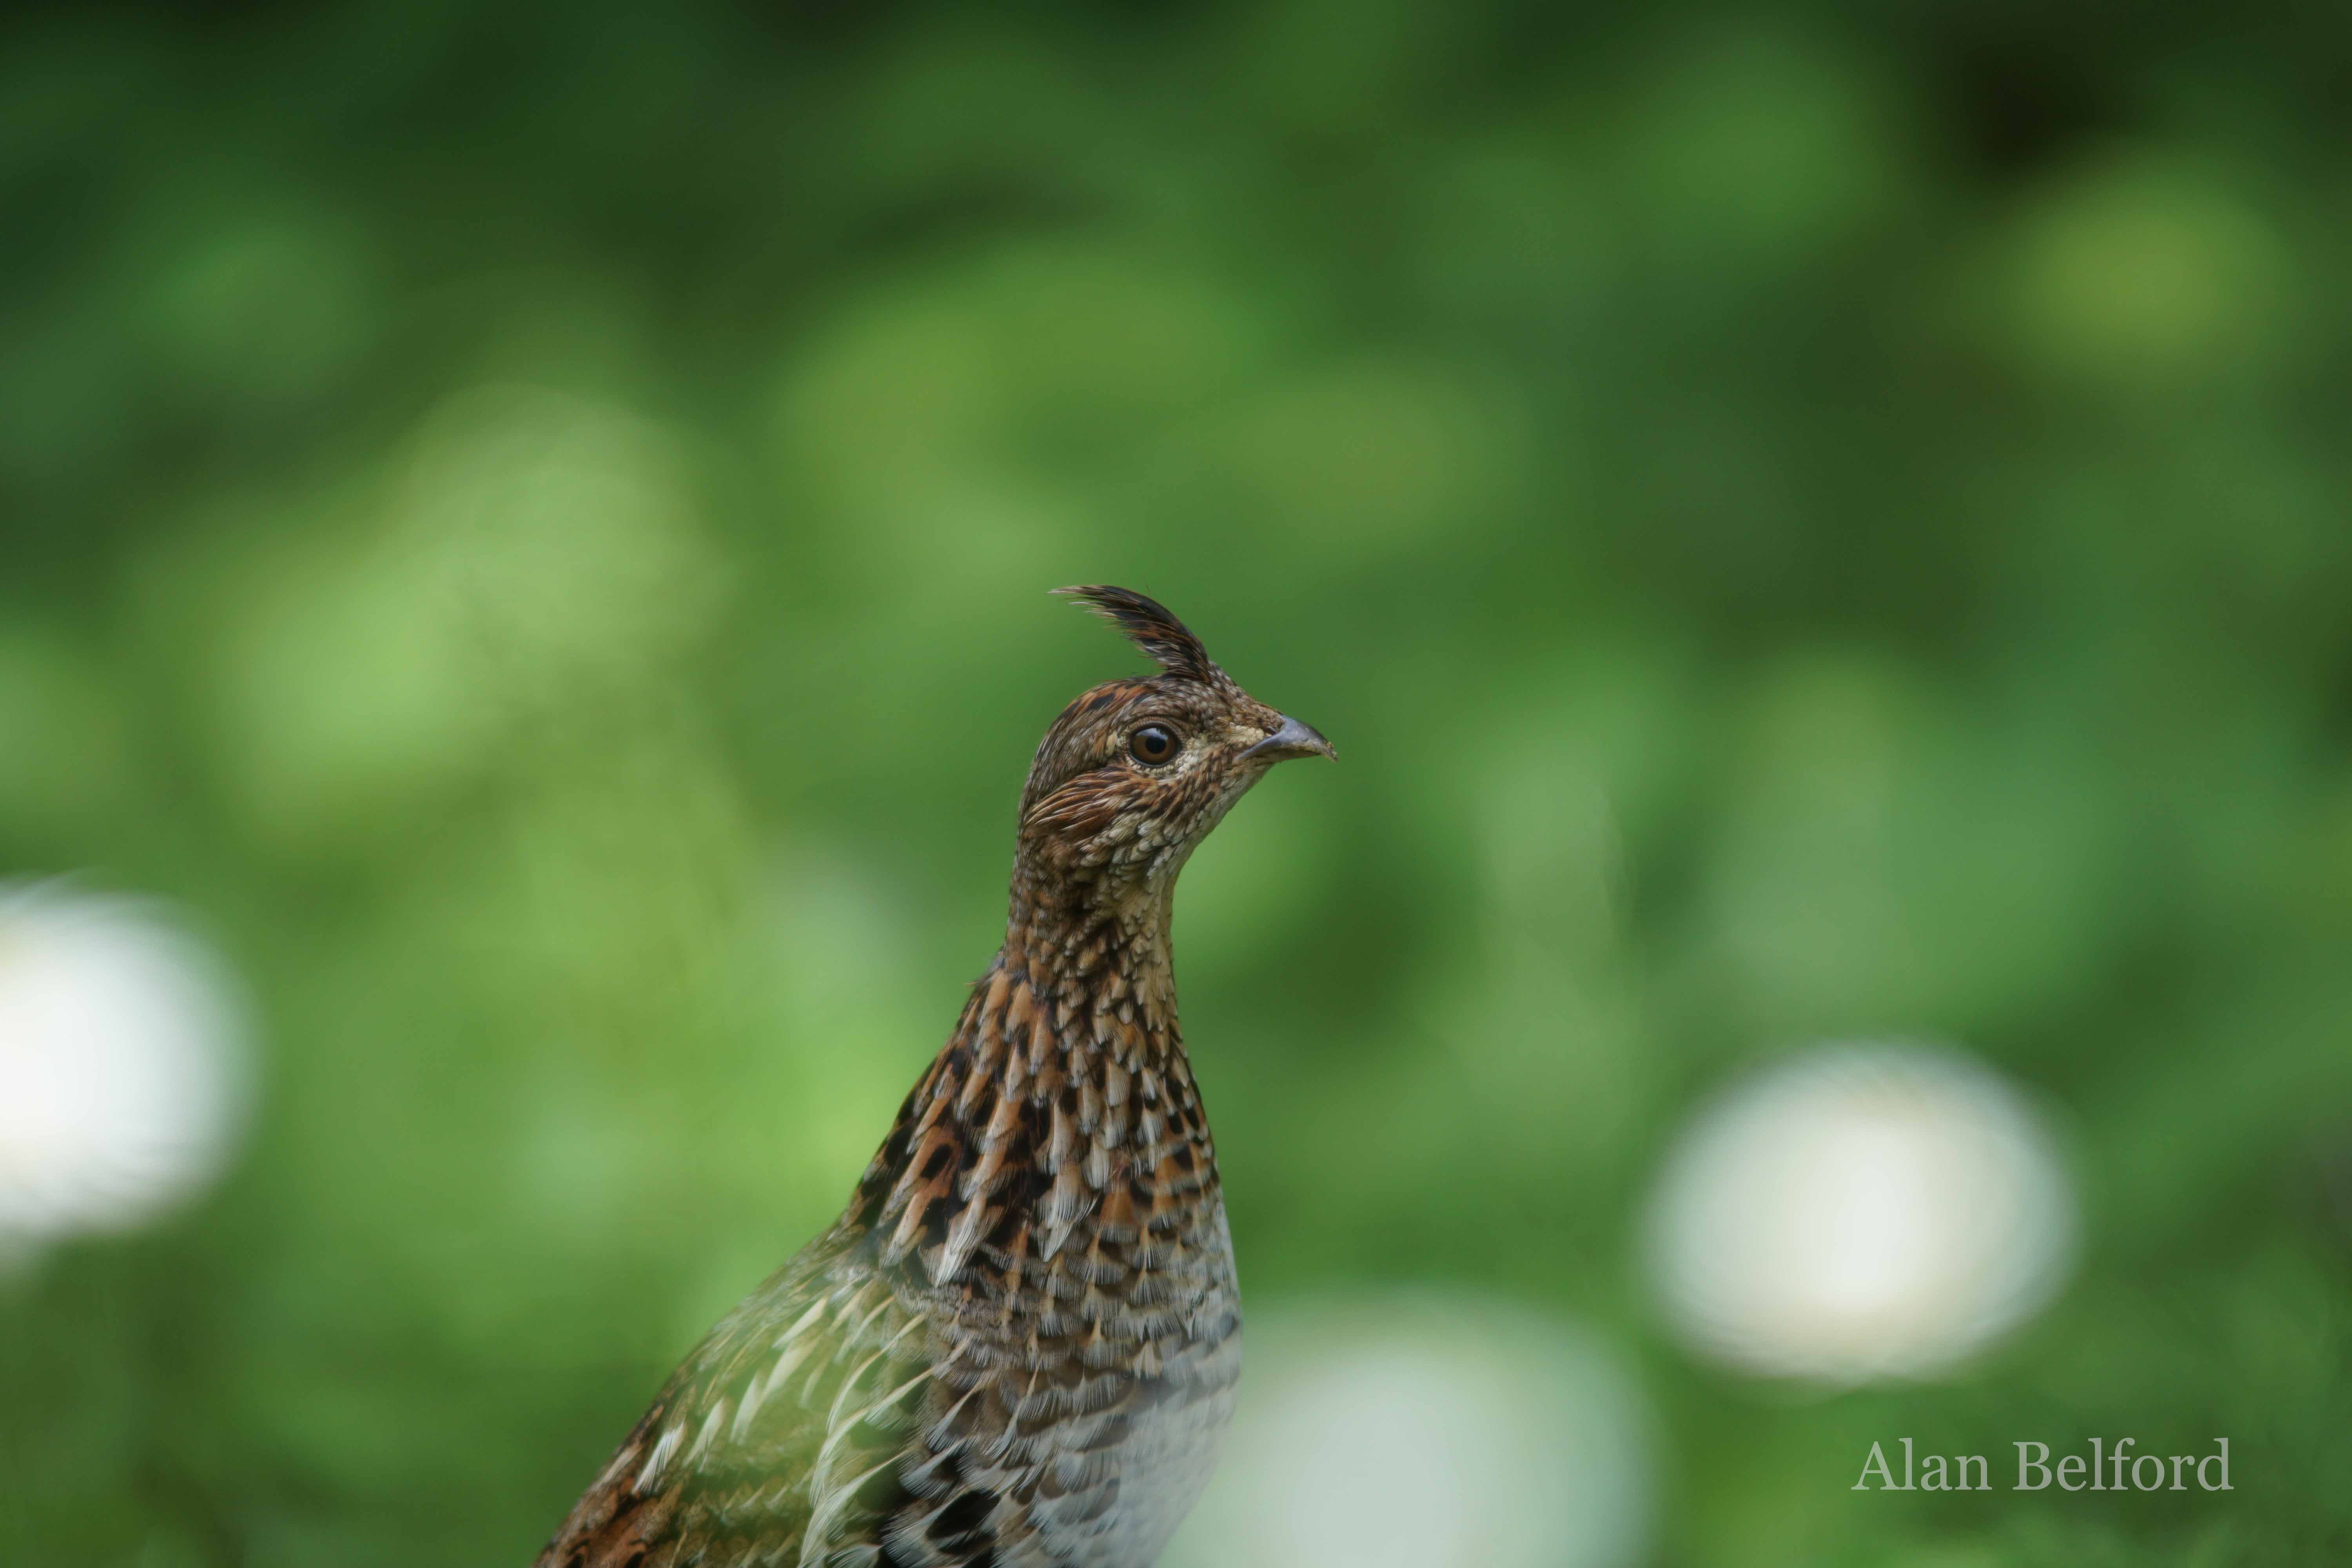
[536,587,1334,1568]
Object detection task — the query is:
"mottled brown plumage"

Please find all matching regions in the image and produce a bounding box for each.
[536,588,1332,1568]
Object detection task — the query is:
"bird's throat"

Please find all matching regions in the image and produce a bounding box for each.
[1003,875,1180,1044]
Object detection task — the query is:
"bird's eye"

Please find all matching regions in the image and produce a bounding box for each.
[1129,724,1179,765]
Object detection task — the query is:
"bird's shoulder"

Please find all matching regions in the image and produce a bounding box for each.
[534,1221,936,1568]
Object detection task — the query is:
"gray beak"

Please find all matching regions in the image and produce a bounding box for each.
[1242,713,1337,763]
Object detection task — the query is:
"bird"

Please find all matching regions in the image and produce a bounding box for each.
[535,586,1335,1568]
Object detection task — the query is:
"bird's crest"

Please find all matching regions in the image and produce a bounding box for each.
[1055,585,1223,685]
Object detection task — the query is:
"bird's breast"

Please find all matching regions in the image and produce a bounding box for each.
[929,1193,1241,1567]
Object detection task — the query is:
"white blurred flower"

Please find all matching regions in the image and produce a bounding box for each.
[0,884,252,1257]
[1644,1042,2074,1383]
[1163,1296,1653,1568]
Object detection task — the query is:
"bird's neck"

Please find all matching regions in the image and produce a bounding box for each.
[848,864,1214,1284]
[1000,864,1181,1042]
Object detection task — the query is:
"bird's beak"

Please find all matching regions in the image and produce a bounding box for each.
[1242,713,1337,763]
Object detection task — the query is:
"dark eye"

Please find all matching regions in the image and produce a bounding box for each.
[1129,724,1178,765]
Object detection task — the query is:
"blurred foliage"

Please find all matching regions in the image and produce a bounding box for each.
[4,0,2351,1564]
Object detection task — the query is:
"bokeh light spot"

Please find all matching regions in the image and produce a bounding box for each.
[1163,1296,1653,1568]
[0,884,252,1261]
[1645,1042,2076,1383]
[1999,154,2299,388]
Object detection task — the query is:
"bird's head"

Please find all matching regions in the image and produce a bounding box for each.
[1014,586,1333,905]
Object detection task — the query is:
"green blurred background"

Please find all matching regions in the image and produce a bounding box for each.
[4,0,2350,1563]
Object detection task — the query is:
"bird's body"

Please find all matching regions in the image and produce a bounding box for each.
[537,589,1331,1568]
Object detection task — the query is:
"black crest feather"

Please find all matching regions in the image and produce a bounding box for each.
[1056,586,1222,684]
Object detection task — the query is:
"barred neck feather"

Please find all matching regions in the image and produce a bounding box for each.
[849,885,1213,1293]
